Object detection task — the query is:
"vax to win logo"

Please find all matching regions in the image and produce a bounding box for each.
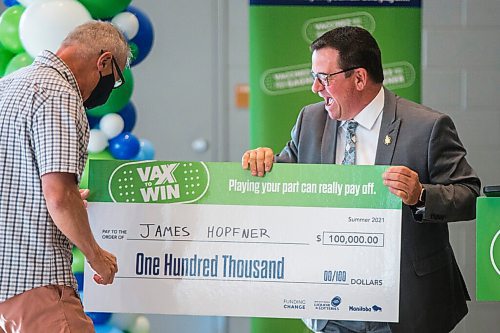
[108,161,210,204]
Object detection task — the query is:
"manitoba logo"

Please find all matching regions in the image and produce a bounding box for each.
[108,161,210,203]
[348,304,382,312]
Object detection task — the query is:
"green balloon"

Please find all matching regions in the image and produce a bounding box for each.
[0,5,25,54]
[0,44,15,77]
[4,52,33,75]
[80,149,114,189]
[78,0,132,19]
[85,67,134,117]
[72,247,85,273]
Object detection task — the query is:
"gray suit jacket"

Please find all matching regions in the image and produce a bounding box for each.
[276,88,481,333]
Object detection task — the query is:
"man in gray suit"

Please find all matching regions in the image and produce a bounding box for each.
[242,26,480,333]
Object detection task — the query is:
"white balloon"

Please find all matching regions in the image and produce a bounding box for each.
[19,0,91,58]
[87,129,108,153]
[99,113,125,139]
[18,0,37,6]
[109,313,138,330]
[112,12,140,40]
[18,0,69,7]
[129,315,150,333]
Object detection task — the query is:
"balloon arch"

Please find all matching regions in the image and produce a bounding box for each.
[0,1,155,331]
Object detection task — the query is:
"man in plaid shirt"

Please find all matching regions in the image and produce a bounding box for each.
[0,21,130,332]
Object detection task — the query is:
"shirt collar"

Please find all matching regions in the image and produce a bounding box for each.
[34,50,82,100]
[341,87,384,130]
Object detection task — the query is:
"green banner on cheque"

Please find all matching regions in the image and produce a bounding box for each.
[88,160,400,209]
[84,161,402,322]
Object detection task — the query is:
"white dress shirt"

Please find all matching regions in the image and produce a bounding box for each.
[335,87,385,165]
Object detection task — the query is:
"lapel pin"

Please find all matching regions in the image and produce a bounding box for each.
[384,135,392,145]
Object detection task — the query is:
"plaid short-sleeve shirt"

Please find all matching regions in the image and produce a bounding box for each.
[0,50,89,302]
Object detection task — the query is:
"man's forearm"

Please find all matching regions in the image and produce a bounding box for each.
[42,172,100,261]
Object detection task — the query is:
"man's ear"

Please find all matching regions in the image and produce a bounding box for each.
[354,68,368,91]
[96,51,113,71]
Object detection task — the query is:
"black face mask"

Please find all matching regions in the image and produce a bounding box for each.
[83,71,115,109]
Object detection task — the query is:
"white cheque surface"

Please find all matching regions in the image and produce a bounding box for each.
[84,202,401,322]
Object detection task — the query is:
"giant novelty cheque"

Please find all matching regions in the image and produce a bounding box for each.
[84,160,402,322]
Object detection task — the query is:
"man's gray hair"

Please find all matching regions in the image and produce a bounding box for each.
[61,20,131,67]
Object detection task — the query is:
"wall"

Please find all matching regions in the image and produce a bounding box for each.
[131,0,250,163]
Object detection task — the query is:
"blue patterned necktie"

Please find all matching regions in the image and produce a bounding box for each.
[342,120,358,165]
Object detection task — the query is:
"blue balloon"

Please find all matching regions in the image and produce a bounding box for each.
[133,138,155,160]
[86,113,102,129]
[127,6,154,66]
[74,272,84,291]
[109,132,140,160]
[94,324,123,333]
[87,312,112,325]
[3,0,19,7]
[117,102,136,132]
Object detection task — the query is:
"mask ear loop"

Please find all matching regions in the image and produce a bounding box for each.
[111,56,125,88]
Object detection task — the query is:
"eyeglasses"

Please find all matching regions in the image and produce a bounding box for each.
[310,67,360,86]
[111,56,125,89]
